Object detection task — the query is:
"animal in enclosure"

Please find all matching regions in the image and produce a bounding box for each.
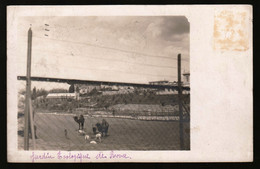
[78,129,86,135]
[85,134,90,140]
[90,140,97,144]
[96,133,102,142]
[73,114,85,130]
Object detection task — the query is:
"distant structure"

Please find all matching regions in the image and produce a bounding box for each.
[149,80,169,85]
[48,76,190,98]
[182,72,190,87]
[46,93,77,100]
[77,84,101,95]
[148,72,190,95]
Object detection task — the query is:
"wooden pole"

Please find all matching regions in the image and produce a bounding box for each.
[24,28,32,150]
[178,53,184,150]
[23,98,29,150]
[29,98,36,150]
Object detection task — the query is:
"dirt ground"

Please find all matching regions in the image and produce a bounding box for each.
[18,113,190,150]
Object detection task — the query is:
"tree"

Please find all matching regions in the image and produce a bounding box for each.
[18,89,26,95]
[36,88,48,97]
[76,86,80,92]
[32,87,37,100]
[88,88,99,96]
[69,84,75,93]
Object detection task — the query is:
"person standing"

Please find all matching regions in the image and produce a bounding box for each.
[101,119,109,137]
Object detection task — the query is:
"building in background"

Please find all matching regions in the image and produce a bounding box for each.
[46,93,77,100]
[182,72,190,87]
[149,80,169,85]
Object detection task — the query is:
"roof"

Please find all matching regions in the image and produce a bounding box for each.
[46,93,76,98]
[183,72,190,75]
[149,80,169,83]
[17,76,190,90]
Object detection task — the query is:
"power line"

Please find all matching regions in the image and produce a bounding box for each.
[15,61,177,78]
[19,23,190,62]
[26,48,177,69]
[28,35,190,62]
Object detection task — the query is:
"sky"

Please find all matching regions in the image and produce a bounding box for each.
[17,16,189,89]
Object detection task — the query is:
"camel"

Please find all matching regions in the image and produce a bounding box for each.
[73,114,85,130]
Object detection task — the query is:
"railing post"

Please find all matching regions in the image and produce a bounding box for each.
[178,53,184,150]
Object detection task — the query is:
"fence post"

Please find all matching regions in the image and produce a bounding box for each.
[24,27,32,150]
[29,98,36,150]
[178,53,184,150]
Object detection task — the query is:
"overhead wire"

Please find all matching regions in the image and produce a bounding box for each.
[18,22,189,80]
[17,45,178,69]
[15,60,177,78]
[31,35,190,62]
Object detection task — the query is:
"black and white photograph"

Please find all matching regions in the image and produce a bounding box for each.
[16,16,190,151]
[7,5,253,163]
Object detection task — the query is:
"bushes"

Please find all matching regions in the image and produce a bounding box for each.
[34,92,189,116]
[49,88,68,93]
[35,99,77,112]
[110,109,179,116]
[92,93,182,108]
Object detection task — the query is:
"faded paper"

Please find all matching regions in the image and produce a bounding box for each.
[7,5,253,162]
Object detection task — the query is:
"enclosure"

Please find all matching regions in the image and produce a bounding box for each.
[17,79,190,150]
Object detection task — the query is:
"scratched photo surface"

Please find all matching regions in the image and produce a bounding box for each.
[16,16,190,151]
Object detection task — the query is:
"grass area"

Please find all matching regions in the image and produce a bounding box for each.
[18,113,190,150]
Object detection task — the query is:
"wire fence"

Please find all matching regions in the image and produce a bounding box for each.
[17,79,190,151]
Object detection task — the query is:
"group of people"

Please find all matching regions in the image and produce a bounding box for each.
[93,119,109,137]
[73,114,109,137]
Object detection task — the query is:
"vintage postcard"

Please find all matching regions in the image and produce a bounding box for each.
[7,5,253,162]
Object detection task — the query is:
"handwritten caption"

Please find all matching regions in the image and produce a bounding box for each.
[30,151,131,162]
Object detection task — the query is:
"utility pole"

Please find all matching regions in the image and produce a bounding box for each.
[29,98,36,150]
[24,27,32,150]
[178,53,184,150]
